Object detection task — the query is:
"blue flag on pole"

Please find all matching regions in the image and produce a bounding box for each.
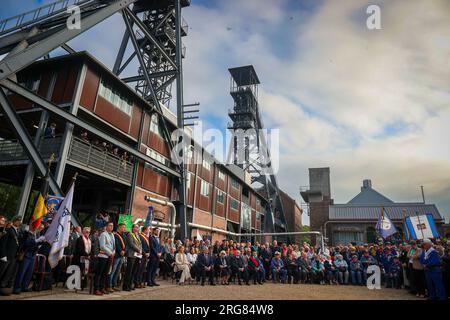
[145,206,154,227]
[376,208,397,239]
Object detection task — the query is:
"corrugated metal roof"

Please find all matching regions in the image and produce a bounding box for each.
[329,203,443,221]
[348,186,393,204]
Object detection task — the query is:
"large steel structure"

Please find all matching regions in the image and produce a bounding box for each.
[227,66,290,242]
[0,0,292,241]
[0,0,190,235]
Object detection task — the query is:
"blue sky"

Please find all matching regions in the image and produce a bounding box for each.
[2,0,450,225]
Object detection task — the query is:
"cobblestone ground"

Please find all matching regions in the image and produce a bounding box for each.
[2,280,420,300]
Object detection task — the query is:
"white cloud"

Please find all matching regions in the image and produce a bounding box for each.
[182,0,450,224]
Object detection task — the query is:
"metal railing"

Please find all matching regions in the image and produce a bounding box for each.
[0,136,133,184]
[0,0,91,36]
[67,137,133,184]
[0,137,62,162]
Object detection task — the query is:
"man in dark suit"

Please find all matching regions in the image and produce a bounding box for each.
[0,216,21,296]
[260,244,272,280]
[147,227,162,287]
[231,250,250,285]
[196,247,216,286]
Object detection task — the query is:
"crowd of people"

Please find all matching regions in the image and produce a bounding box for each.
[1,214,449,300]
[79,131,131,162]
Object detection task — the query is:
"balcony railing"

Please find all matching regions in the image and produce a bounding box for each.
[0,137,62,163]
[67,137,133,184]
[0,136,133,184]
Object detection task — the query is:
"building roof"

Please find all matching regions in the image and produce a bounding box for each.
[25,52,268,202]
[228,65,260,86]
[347,179,393,204]
[329,203,443,221]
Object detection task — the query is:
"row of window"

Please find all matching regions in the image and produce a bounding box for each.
[150,113,163,136]
[98,80,133,116]
[146,147,170,166]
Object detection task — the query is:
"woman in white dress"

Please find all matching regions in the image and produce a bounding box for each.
[175,246,192,285]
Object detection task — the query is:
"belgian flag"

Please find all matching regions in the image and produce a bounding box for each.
[30,170,50,230]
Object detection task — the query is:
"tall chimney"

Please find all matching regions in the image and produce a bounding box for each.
[362,179,372,190]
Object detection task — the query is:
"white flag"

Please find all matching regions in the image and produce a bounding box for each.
[46,182,74,269]
[196,229,202,241]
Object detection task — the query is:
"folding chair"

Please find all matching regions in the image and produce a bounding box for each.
[33,254,53,292]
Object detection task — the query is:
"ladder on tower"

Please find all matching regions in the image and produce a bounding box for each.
[0,0,93,36]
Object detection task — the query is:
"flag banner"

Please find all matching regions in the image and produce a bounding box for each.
[118,214,133,232]
[45,195,64,221]
[46,183,74,269]
[31,193,47,230]
[145,206,154,227]
[405,213,439,240]
[376,210,397,239]
[196,229,203,241]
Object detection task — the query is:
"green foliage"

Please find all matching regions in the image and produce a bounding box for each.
[0,182,21,219]
[299,225,311,244]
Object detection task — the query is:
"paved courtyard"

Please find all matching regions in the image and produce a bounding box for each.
[2,280,419,300]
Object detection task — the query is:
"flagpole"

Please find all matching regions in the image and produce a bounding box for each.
[416,211,425,240]
[402,208,407,242]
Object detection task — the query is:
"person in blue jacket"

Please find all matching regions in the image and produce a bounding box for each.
[270,252,287,283]
[420,239,446,300]
[360,251,377,284]
[386,256,402,289]
[13,224,46,294]
[349,255,364,285]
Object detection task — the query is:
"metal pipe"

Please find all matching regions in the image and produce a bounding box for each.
[144,196,177,239]
[187,221,321,238]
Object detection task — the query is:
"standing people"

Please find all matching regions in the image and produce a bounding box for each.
[147,227,162,287]
[123,224,142,291]
[420,239,447,300]
[135,226,150,288]
[94,222,115,295]
[13,224,46,294]
[0,216,21,296]
[110,223,126,291]
[407,241,426,297]
[73,227,92,290]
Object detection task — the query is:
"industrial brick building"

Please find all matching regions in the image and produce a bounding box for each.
[0,51,300,243]
[301,168,445,245]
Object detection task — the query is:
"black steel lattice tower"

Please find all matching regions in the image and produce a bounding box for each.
[227,66,289,241]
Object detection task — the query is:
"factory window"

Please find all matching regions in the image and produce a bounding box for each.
[218,170,225,181]
[216,189,225,204]
[231,178,240,190]
[150,113,163,136]
[230,198,239,211]
[200,180,209,197]
[98,80,132,116]
[186,172,191,190]
[146,148,170,166]
[19,76,40,93]
[202,158,211,171]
